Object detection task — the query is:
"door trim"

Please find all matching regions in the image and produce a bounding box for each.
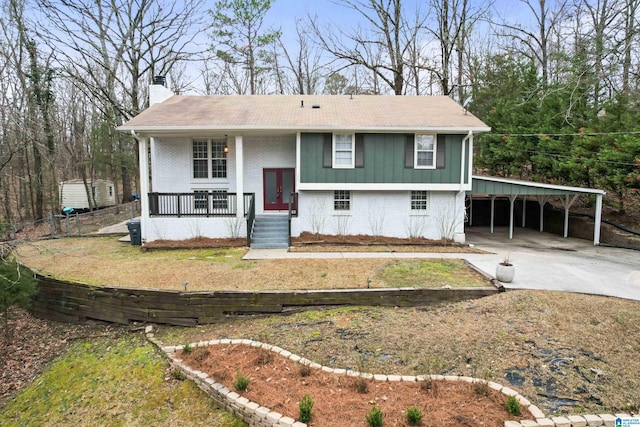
[263,168,295,211]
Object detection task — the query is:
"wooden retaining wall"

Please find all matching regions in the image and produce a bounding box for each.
[31,274,502,327]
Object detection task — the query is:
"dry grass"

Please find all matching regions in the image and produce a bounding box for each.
[15,237,489,291]
[157,291,640,416]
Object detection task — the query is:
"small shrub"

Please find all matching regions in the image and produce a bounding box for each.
[505,395,521,416]
[234,371,250,392]
[182,343,192,354]
[193,348,210,362]
[354,377,369,394]
[366,405,384,427]
[299,364,312,377]
[170,369,186,381]
[299,394,314,423]
[406,406,422,425]
[421,378,438,396]
[473,381,490,397]
[256,350,273,366]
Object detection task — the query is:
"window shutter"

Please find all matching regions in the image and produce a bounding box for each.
[322,133,332,168]
[355,134,364,168]
[405,134,414,168]
[436,135,446,169]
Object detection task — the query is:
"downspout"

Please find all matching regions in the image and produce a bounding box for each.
[460,131,472,190]
[455,131,473,243]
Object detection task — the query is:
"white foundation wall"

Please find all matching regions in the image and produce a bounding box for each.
[143,217,247,242]
[243,135,296,213]
[151,137,237,193]
[292,190,466,242]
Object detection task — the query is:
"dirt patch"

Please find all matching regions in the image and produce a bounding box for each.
[180,344,531,427]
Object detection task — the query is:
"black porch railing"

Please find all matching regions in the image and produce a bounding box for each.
[288,192,298,247]
[246,194,256,247]
[149,192,255,218]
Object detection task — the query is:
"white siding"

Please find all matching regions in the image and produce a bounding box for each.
[144,217,247,242]
[60,180,116,210]
[292,190,466,242]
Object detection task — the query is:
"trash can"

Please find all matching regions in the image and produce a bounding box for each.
[126,219,141,246]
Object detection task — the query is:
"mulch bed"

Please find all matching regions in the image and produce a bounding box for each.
[180,344,532,427]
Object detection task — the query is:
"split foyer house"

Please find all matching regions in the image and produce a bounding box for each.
[118,81,491,247]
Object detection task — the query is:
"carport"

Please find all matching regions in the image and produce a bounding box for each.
[469,175,605,245]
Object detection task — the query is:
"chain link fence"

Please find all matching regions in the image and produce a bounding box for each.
[1,201,140,244]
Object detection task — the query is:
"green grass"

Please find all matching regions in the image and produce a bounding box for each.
[0,333,247,427]
[380,259,488,287]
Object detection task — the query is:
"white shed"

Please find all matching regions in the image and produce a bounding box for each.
[60,179,116,211]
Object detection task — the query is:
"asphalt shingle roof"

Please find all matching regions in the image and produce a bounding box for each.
[119,95,490,133]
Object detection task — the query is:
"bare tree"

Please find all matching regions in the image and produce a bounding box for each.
[278,19,325,94]
[312,0,425,95]
[36,0,208,202]
[494,0,570,88]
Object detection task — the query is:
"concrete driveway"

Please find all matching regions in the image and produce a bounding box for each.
[465,227,640,301]
[246,227,640,301]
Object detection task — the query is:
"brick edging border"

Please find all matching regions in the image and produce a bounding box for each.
[144,326,573,427]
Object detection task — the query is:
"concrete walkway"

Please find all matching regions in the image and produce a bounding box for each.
[244,227,640,301]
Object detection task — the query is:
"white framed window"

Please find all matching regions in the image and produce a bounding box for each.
[333,134,354,168]
[194,190,209,210]
[334,190,351,211]
[193,190,229,212]
[193,138,227,179]
[415,134,436,169]
[212,190,228,210]
[411,191,429,212]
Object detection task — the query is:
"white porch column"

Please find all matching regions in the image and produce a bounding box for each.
[235,135,244,218]
[508,194,518,240]
[594,193,603,245]
[138,136,150,242]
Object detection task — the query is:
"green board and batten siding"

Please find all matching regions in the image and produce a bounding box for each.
[300,133,468,184]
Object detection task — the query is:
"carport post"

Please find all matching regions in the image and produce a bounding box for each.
[537,195,550,232]
[594,194,603,245]
[561,194,580,238]
[490,195,496,234]
[468,195,473,226]
[509,194,518,239]
[522,197,526,228]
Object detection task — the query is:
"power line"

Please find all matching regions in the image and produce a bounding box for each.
[491,131,640,137]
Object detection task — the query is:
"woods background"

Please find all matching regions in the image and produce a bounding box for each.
[1,0,639,234]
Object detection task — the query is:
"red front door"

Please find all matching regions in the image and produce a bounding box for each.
[263,168,295,210]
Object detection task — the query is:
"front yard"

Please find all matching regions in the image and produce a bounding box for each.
[15,237,489,291]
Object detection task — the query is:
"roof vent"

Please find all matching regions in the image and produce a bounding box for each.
[312,104,320,109]
[153,75,166,86]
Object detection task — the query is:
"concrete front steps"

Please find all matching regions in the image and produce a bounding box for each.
[250,215,289,249]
